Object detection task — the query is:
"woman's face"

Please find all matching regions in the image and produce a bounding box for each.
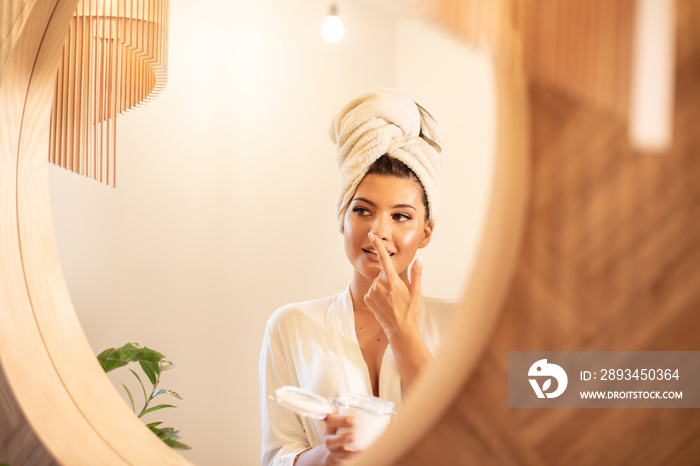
[343,174,433,282]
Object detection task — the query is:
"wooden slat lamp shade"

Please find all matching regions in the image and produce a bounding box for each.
[48,0,169,186]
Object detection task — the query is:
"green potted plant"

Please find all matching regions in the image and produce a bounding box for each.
[97,343,190,449]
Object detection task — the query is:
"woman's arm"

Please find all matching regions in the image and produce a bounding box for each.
[382,316,432,390]
[364,233,432,391]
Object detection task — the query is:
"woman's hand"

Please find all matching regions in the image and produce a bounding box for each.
[364,232,423,340]
[364,232,432,390]
[322,413,357,464]
[294,413,357,465]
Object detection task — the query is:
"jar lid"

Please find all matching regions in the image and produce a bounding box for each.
[338,391,396,416]
[270,386,334,419]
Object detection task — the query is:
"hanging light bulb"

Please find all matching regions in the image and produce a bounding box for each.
[321,3,345,43]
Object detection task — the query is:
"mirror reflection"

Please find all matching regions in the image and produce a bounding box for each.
[48,0,494,464]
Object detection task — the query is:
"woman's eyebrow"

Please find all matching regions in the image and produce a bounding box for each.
[352,197,417,211]
[352,197,376,206]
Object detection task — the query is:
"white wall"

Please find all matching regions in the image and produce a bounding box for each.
[49,1,494,464]
[396,18,494,298]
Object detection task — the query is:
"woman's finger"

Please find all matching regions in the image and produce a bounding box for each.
[368,232,398,279]
[324,414,358,461]
[409,256,423,298]
[324,432,355,453]
[325,413,357,435]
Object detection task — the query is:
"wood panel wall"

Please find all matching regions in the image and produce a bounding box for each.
[0,368,55,465]
[515,0,635,120]
[426,0,636,118]
[388,0,700,464]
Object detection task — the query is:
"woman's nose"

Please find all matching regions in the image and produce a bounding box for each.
[371,216,390,240]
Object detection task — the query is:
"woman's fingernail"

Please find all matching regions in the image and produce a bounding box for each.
[415,256,423,268]
[368,232,374,242]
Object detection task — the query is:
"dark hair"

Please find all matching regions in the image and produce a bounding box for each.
[365,155,429,221]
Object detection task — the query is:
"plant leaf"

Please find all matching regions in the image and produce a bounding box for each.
[96,343,164,373]
[153,427,178,440]
[147,424,171,437]
[163,437,192,450]
[129,369,148,404]
[147,424,191,449]
[159,360,174,372]
[119,343,164,362]
[139,360,160,386]
[97,347,125,372]
[153,388,183,400]
[139,403,176,418]
[121,383,135,412]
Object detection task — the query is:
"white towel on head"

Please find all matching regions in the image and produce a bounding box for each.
[329,89,442,232]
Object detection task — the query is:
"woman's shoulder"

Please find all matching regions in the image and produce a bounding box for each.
[420,295,460,331]
[422,295,460,313]
[419,296,460,353]
[265,292,342,332]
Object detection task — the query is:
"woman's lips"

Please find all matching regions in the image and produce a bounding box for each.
[362,247,394,262]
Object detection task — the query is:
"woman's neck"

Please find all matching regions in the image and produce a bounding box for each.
[349,271,372,314]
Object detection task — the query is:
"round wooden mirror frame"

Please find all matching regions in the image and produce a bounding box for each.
[0,1,528,463]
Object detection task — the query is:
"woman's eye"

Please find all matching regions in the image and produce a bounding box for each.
[352,206,370,216]
[393,213,412,221]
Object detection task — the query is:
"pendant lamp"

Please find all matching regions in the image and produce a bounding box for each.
[49,0,170,186]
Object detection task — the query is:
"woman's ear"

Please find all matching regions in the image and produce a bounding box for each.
[419,220,434,248]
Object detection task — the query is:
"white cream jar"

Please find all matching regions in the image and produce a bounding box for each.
[335,391,396,450]
[270,386,396,450]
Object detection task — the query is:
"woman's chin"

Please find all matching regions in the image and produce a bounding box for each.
[356,263,381,281]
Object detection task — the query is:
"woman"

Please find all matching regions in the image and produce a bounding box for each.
[259,89,455,466]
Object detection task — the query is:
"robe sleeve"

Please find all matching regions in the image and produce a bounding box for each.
[259,318,314,466]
